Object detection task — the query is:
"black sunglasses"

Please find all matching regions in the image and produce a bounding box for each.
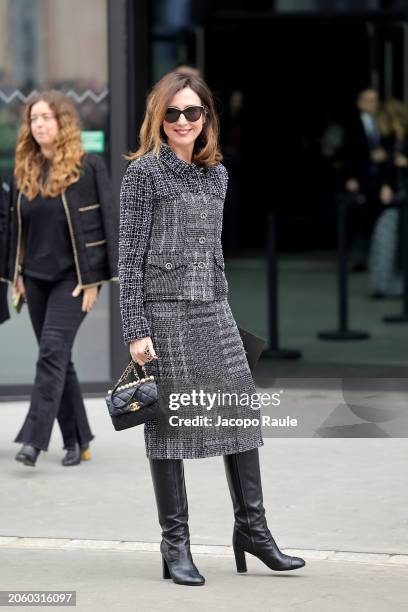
[164,105,206,123]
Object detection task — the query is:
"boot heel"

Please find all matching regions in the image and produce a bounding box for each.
[162,555,171,579]
[81,449,91,461]
[233,545,247,573]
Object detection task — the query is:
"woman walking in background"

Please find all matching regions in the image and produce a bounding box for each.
[4,90,118,467]
[368,98,408,298]
[119,71,305,586]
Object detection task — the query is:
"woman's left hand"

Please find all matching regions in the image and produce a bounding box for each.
[72,284,100,312]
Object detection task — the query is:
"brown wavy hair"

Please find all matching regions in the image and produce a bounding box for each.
[126,71,223,167]
[14,90,85,200]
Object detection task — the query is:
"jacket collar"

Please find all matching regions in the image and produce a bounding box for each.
[158,142,206,177]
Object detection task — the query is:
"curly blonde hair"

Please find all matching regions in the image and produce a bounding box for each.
[126,71,223,168]
[14,90,85,200]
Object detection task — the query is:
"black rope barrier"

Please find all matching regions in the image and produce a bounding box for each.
[262,213,302,360]
[317,193,370,340]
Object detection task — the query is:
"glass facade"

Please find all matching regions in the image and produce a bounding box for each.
[0,0,110,385]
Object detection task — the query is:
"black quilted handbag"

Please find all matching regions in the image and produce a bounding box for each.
[105,360,159,431]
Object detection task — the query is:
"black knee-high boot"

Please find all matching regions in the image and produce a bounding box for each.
[223,448,306,572]
[149,458,205,586]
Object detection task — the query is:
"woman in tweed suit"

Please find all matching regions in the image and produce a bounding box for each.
[119,71,305,586]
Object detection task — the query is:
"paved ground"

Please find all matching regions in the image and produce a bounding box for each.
[1,398,407,611]
[0,547,407,612]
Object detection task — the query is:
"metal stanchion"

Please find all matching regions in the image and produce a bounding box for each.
[318,193,370,340]
[262,213,301,359]
[383,196,408,323]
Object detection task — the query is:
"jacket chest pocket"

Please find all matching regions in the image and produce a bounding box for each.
[79,203,108,270]
[78,203,104,234]
[85,239,108,270]
[143,252,187,299]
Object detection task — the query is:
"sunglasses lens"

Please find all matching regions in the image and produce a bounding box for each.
[164,108,180,123]
[184,107,202,122]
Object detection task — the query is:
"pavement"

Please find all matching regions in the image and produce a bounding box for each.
[0,397,407,611]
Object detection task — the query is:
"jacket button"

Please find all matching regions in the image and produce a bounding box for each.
[198,261,206,269]
[198,237,205,244]
[200,212,207,219]
[165,262,173,270]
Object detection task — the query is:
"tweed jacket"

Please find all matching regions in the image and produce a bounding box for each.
[119,142,230,345]
[1,154,119,289]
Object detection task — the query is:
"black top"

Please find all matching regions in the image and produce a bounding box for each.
[20,191,77,282]
[343,112,394,194]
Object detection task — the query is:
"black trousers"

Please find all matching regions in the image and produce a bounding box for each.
[14,275,95,451]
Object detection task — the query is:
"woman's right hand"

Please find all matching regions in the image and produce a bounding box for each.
[129,336,158,366]
[12,275,26,301]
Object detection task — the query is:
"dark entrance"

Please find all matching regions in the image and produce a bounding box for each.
[203,12,408,252]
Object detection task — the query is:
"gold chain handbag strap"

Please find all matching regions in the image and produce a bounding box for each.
[116,360,149,386]
[130,360,148,380]
[107,360,153,397]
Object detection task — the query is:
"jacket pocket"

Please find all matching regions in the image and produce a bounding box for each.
[85,239,108,270]
[144,251,187,299]
[78,203,101,212]
[78,203,103,232]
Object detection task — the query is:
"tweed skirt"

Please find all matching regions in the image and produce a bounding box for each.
[142,298,264,459]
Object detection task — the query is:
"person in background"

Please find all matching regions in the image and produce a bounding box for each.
[220,89,244,255]
[4,90,118,467]
[0,279,9,324]
[0,186,11,324]
[369,98,408,297]
[344,88,393,270]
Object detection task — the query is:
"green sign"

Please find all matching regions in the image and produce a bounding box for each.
[81,130,105,153]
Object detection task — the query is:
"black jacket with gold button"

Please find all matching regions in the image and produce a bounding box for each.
[0,153,119,289]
